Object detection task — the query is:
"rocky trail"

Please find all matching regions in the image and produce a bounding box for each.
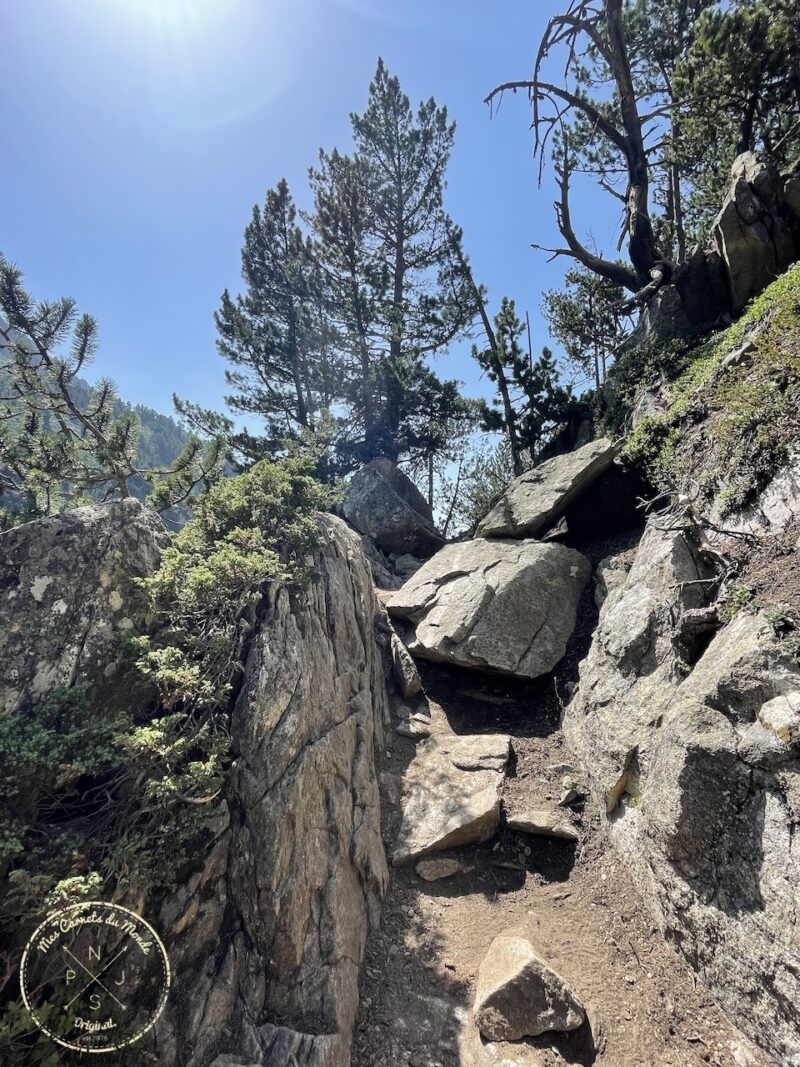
[353,526,775,1067]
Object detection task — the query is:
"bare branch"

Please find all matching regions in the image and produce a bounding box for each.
[551,152,639,291]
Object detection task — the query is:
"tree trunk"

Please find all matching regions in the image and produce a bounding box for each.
[449,235,523,476]
[737,93,759,155]
[670,115,687,264]
[384,210,405,460]
[605,0,670,289]
[287,301,309,429]
[351,275,376,459]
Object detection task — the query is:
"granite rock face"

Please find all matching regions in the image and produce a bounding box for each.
[713,152,800,313]
[341,457,444,558]
[386,538,591,679]
[564,517,800,1065]
[154,516,389,1067]
[4,508,391,1067]
[625,152,800,344]
[0,497,168,714]
[475,438,618,540]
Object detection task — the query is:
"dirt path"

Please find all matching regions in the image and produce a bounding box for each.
[354,532,775,1067]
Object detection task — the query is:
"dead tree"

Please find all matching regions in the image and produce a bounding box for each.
[486,0,673,308]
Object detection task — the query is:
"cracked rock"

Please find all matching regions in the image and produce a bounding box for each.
[393,733,510,864]
[386,539,590,680]
[475,438,618,540]
[0,497,168,715]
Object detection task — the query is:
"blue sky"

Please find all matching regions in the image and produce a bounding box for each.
[2,0,618,420]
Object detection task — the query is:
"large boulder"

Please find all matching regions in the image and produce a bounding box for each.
[0,497,168,714]
[564,517,800,1065]
[624,153,800,344]
[153,517,389,1066]
[393,732,510,864]
[473,930,585,1041]
[340,458,444,558]
[1,506,387,1066]
[475,438,618,540]
[386,539,590,679]
[713,152,800,313]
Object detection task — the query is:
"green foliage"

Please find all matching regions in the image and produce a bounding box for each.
[542,267,632,388]
[179,60,475,473]
[622,417,682,490]
[721,584,756,623]
[764,603,795,635]
[0,1000,63,1067]
[674,0,800,236]
[441,438,516,535]
[144,456,327,624]
[621,265,800,512]
[212,178,339,449]
[0,455,326,1039]
[475,298,575,466]
[0,688,126,809]
[0,255,223,519]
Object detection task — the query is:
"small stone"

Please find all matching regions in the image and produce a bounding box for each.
[415,857,462,882]
[396,714,431,740]
[507,807,580,842]
[391,631,423,699]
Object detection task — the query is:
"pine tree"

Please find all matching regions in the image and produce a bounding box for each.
[542,267,631,390]
[0,256,222,519]
[625,0,717,262]
[180,63,476,474]
[475,298,573,467]
[399,358,475,509]
[213,179,339,448]
[309,149,382,462]
[349,59,472,458]
[675,0,800,235]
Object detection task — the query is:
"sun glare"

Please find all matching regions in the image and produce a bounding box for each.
[104,0,294,130]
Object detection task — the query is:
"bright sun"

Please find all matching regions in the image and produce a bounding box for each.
[103,0,293,131]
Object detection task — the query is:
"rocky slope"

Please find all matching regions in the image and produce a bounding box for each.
[354,262,800,1065]
[2,188,799,1064]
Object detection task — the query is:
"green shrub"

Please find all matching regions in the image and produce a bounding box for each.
[721,584,755,622]
[620,264,800,514]
[0,455,328,977]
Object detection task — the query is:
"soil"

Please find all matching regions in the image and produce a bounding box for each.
[723,520,800,626]
[353,524,776,1067]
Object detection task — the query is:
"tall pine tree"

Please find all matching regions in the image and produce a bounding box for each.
[214,179,339,449]
[348,58,472,459]
[309,149,382,462]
